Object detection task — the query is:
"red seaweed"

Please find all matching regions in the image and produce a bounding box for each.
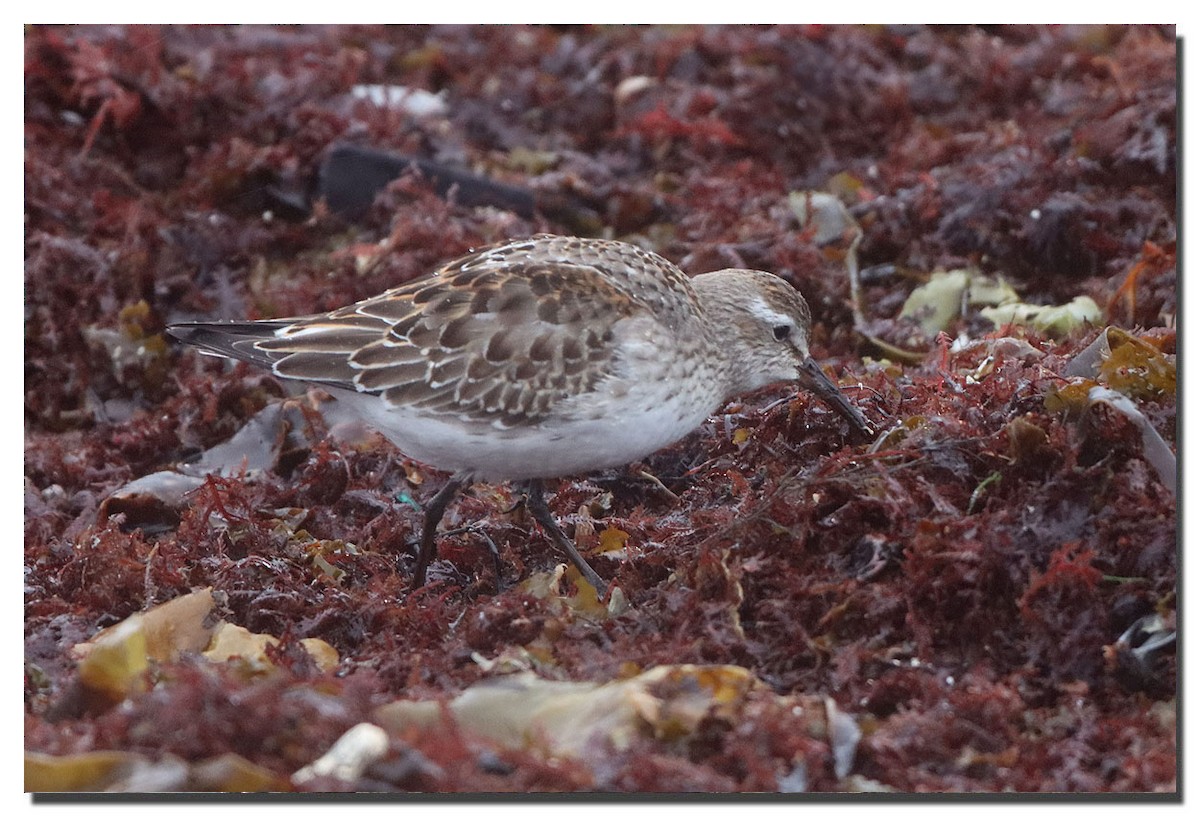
[25,24,1175,794]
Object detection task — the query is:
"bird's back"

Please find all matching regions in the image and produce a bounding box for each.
[169,235,710,431]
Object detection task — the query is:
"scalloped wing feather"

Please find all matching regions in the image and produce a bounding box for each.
[244,247,672,427]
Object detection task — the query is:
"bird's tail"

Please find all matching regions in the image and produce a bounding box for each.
[166,320,296,369]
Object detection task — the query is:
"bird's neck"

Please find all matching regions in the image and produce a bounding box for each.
[690,279,747,403]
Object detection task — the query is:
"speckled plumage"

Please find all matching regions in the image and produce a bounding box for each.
[169,234,869,591]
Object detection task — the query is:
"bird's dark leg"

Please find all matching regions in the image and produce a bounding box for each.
[410,475,468,589]
[523,479,607,595]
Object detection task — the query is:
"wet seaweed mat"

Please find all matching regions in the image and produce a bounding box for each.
[24,24,1175,793]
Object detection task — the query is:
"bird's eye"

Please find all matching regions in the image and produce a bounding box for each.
[773,324,791,341]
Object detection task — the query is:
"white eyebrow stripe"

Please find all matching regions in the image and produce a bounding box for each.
[748,297,794,326]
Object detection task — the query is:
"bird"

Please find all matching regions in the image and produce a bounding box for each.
[167,234,872,594]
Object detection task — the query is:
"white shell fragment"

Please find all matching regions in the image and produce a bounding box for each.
[349,85,448,116]
[291,723,390,786]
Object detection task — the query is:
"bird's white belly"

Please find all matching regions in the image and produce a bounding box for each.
[333,377,717,482]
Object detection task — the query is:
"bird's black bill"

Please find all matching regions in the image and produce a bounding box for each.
[797,357,874,438]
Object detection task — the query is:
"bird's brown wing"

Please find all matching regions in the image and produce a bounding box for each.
[217,253,683,428]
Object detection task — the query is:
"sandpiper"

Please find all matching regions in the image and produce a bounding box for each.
[168,234,871,593]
